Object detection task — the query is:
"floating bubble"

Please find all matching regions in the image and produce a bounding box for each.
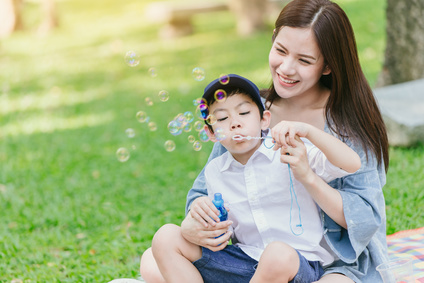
[125,128,135,138]
[214,89,227,103]
[183,123,192,132]
[145,97,154,106]
[193,97,207,107]
[148,121,157,131]
[219,74,230,85]
[158,90,169,102]
[183,111,194,123]
[194,121,204,132]
[193,141,202,151]
[192,67,206,81]
[206,114,217,126]
[168,120,182,136]
[195,103,208,120]
[215,127,226,141]
[188,135,196,143]
[124,51,140,67]
[116,147,130,162]
[136,111,148,123]
[148,67,157,77]
[164,140,176,152]
[199,129,209,142]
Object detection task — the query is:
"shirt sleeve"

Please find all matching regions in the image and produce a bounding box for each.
[323,144,387,263]
[185,142,227,215]
[305,139,351,183]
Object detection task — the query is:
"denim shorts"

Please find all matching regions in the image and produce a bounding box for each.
[192,245,324,283]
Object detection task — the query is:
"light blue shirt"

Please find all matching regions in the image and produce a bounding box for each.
[185,125,388,283]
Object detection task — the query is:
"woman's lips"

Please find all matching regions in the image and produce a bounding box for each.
[278,74,299,87]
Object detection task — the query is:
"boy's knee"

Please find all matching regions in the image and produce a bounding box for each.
[261,242,299,272]
[152,224,180,254]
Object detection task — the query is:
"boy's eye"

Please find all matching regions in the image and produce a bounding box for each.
[217,117,228,122]
[240,111,250,115]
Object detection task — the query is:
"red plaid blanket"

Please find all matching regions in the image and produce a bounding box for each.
[387,227,424,282]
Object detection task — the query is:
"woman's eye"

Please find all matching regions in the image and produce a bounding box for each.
[300,59,311,65]
[276,48,286,54]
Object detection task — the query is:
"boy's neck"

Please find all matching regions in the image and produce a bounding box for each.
[230,139,263,165]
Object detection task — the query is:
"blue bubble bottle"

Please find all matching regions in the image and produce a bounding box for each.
[212,193,228,222]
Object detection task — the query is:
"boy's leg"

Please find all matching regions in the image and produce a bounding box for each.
[314,274,354,283]
[250,242,299,282]
[140,247,165,283]
[151,223,203,283]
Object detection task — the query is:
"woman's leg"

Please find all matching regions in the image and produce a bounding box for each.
[314,273,355,283]
[250,242,299,283]
[140,247,165,283]
[151,223,203,283]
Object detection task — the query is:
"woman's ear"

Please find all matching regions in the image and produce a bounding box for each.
[204,125,217,142]
[322,65,331,75]
[260,110,272,130]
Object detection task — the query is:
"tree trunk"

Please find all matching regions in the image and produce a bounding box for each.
[376,0,424,87]
[0,0,23,38]
[229,0,267,36]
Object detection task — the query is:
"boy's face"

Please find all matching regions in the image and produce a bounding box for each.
[207,93,271,164]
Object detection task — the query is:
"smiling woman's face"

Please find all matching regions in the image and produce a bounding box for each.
[269,26,330,101]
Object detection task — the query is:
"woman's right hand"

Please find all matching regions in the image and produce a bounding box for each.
[181,213,233,251]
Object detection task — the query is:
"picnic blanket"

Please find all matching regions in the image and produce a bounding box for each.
[387,227,424,282]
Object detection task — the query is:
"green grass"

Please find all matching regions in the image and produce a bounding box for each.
[0,0,422,281]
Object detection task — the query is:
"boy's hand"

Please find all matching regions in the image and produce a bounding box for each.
[271,121,310,149]
[190,196,221,227]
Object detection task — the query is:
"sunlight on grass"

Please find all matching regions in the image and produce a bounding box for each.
[1,112,114,137]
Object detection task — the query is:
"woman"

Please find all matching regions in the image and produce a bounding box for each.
[141,0,389,282]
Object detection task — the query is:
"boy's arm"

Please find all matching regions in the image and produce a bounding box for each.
[272,121,361,173]
[304,125,361,173]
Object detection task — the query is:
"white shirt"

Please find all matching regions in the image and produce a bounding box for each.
[205,132,350,266]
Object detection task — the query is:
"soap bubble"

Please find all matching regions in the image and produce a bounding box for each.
[125,128,135,138]
[168,120,182,136]
[183,123,192,132]
[214,89,227,103]
[193,141,202,151]
[124,51,140,67]
[194,121,204,131]
[195,103,208,120]
[148,121,157,131]
[145,97,154,106]
[183,111,194,123]
[206,114,217,126]
[192,67,205,81]
[158,90,169,102]
[164,140,176,152]
[148,67,157,77]
[219,74,230,85]
[116,147,130,162]
[136,111,148,123]
[188,135,196,143]
[214,127,226,141]
[193,98,207,106]
[198,129,209,142]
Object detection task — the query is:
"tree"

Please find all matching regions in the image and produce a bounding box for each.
[376,0,424,86]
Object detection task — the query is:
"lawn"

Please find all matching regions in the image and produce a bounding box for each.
[0,0,423,281]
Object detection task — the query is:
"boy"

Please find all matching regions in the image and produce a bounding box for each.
[150,74,361,283]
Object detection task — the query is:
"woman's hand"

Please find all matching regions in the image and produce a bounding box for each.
[189,196,221,227]
[181,213,233,252]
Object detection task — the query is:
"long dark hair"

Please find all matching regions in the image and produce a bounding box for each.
[267,0,389,171]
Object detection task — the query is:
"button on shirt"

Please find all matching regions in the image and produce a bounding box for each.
[205,134,350,266]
